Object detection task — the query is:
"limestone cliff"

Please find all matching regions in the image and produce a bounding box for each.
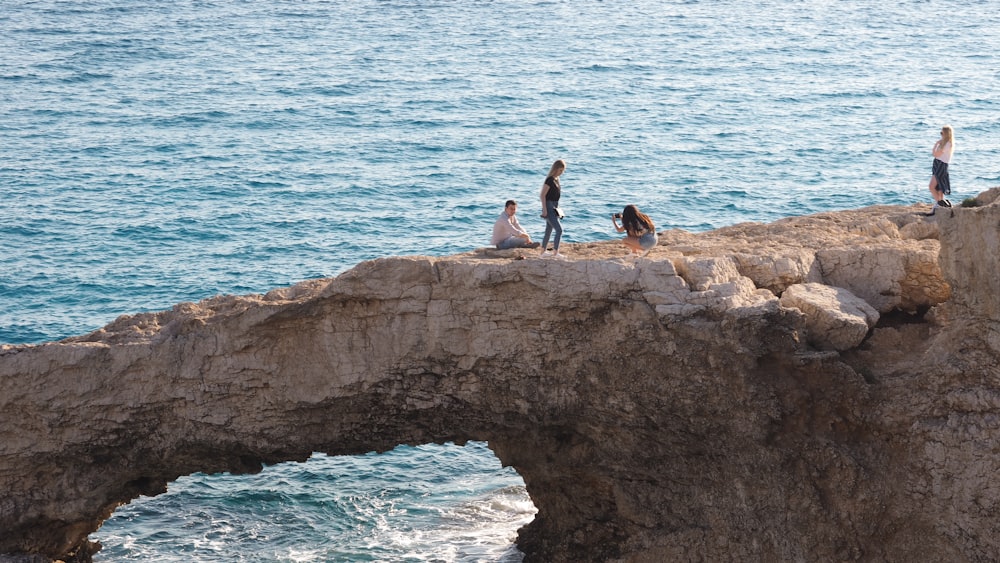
[2,192,1000,562]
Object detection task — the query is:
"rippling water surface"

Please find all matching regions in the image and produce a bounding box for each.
[3,0,1000,560]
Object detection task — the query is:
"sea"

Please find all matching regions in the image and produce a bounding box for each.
[2,0,999,560]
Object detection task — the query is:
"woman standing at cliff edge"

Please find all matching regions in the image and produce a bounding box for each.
[927,125,955,214]
[539,159,567,259]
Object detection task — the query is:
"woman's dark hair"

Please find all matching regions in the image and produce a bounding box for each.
[622,205,654,237]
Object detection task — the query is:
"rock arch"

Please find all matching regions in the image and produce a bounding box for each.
[5,199,1000,562]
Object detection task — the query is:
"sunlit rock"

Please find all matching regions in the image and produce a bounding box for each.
[10,196,1000,563]
[780,282,879,351]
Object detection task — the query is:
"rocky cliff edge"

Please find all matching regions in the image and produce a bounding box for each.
[3,191,1000,562]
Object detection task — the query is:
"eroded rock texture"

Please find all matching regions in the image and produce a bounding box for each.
[3,193,1000,562]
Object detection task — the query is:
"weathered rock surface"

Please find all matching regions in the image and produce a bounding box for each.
[4,194,1000,562]
[780,282,879,351]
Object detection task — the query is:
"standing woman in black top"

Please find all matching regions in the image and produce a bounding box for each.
[539,159,566,259]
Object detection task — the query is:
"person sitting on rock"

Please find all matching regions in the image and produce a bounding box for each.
[612,204,658,256]
[492,199,540,249]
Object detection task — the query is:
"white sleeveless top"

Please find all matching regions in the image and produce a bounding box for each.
[937,141,953,164]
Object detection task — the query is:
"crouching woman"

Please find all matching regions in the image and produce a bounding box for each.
[612,205,657,255]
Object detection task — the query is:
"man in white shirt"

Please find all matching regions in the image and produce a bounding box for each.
[491,200,540,249]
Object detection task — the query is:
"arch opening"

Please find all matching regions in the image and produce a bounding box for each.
[92,442,536,562]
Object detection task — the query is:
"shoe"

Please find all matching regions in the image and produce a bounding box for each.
[940,199,952,208]
[527,242,541,249]
[540,250,554,258]
[552,252,567,261]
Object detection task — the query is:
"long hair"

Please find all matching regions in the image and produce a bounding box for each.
[622,205,654,237]
[547,159,566,179]
[940,125,954,147]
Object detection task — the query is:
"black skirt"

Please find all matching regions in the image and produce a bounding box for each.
[932,158,951,195]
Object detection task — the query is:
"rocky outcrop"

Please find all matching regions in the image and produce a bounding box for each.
[4,194,1000,562]
[780,283,879,351]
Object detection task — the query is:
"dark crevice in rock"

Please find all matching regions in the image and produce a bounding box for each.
[874,307,931,329]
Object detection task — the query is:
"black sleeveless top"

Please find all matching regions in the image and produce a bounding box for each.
[544,176,561,202]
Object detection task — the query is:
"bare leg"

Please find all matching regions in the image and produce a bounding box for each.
[928,176,941,202]
[622,237,643,253]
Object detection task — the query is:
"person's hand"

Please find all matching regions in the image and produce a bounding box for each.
[541,212,547,218]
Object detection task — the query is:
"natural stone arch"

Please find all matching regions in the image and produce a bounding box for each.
[0,255,677,561]
[1,253,796,561]
[7,200,1000,562]
[0,253,859,562]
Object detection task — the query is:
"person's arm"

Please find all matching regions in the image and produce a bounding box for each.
[510,215,530,239]
[934,141,952,159]
[540,181,550,217]
[612,215,626,233]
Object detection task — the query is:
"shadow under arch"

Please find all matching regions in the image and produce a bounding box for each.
[93,442,536,562]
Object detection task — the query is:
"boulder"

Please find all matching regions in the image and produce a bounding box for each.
[780,282,879,351]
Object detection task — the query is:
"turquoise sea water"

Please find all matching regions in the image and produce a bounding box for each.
[3,0,1000,560]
